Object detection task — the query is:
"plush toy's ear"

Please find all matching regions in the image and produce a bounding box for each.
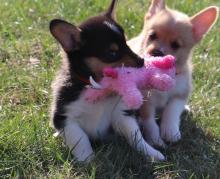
[50,19,81,52]
[190,6,219,42]
[105,0,118,20]
[103,67,118,78]
[145,0,165,20]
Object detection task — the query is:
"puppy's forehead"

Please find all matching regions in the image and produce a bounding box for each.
[146,10,194,47]
[103,20,122,35]
[80,16,123,37]
[151,10,190,28]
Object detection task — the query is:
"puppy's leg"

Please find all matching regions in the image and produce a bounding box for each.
[160,97,186,142]
[63,120,94,162]
[141,102,165,148]
[112,103,165,161]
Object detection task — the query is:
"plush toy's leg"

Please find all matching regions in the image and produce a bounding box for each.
[160,97,186,142]
[140,101,166,148]
[112,101,165,161]
[63,120,94,162]
[119,85,143,109]
[84,89,108,103]
[150,74,174,91]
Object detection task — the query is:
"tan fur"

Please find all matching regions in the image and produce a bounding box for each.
[128,1,219,145]
[85,55,141,80]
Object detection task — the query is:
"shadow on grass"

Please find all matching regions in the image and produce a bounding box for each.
[2,112,219,178]
[162,112,220,178]
[79,112,220,179]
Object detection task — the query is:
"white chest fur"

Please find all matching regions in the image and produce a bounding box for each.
[64,92,120,139]
[149,72,192,108]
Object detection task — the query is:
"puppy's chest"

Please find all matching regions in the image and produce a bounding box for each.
[64,93,119,138]
[150,73,191,108]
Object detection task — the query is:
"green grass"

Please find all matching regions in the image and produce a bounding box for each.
[0,0,219,178]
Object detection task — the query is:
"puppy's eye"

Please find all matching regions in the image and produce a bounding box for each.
[105,49,119,61]
[149,32,157,41]
[171,41,180,50]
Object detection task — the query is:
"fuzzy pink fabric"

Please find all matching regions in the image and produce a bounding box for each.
[84,55,176,109]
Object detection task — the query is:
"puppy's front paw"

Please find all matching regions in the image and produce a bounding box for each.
[143,120,166,148]
[160,122,181,142]
[74,150,94,163]
[148,149,165,161]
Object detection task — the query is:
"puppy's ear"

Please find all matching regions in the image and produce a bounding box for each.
[190,6,219,42]
[50,19,81,52]
[105,0,118,20]
[146,0,165,19]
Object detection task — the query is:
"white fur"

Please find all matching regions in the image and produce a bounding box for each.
[111,100,165,161]
[141,72,191,143]
[160,98,186,142]
[63,120,94,162]
[142,114,165,147]
[60,91,165,162]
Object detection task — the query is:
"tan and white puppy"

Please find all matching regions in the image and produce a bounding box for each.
[128,0,219,146]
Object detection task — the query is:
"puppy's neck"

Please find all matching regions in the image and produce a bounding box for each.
[176,54,193,75]
[60,50,93,85]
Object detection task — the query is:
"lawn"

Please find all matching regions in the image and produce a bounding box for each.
[0,0,219,178]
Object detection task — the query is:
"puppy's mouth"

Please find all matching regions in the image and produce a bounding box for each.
[145,48,181,75]
[145,47,165,57]
[150,49,165,57]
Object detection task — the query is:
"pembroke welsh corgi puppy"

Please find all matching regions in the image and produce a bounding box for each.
[128,0,219,147]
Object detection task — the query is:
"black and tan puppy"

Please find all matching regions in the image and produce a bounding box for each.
[50,0,165,162]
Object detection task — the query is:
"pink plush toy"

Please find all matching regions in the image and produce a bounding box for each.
[84,55,176,109]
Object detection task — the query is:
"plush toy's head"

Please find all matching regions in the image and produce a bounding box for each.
[146,55,176,69]
[142,55,176,91]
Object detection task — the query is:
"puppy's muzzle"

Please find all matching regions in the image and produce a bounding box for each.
[127,48,144,68]
[136,57,144,67]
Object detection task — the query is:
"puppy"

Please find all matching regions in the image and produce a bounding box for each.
[50,0,165,162]
[128,0,219,147]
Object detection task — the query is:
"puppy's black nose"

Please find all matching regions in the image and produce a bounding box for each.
[150,49,164,57]
[137,57,144,67]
